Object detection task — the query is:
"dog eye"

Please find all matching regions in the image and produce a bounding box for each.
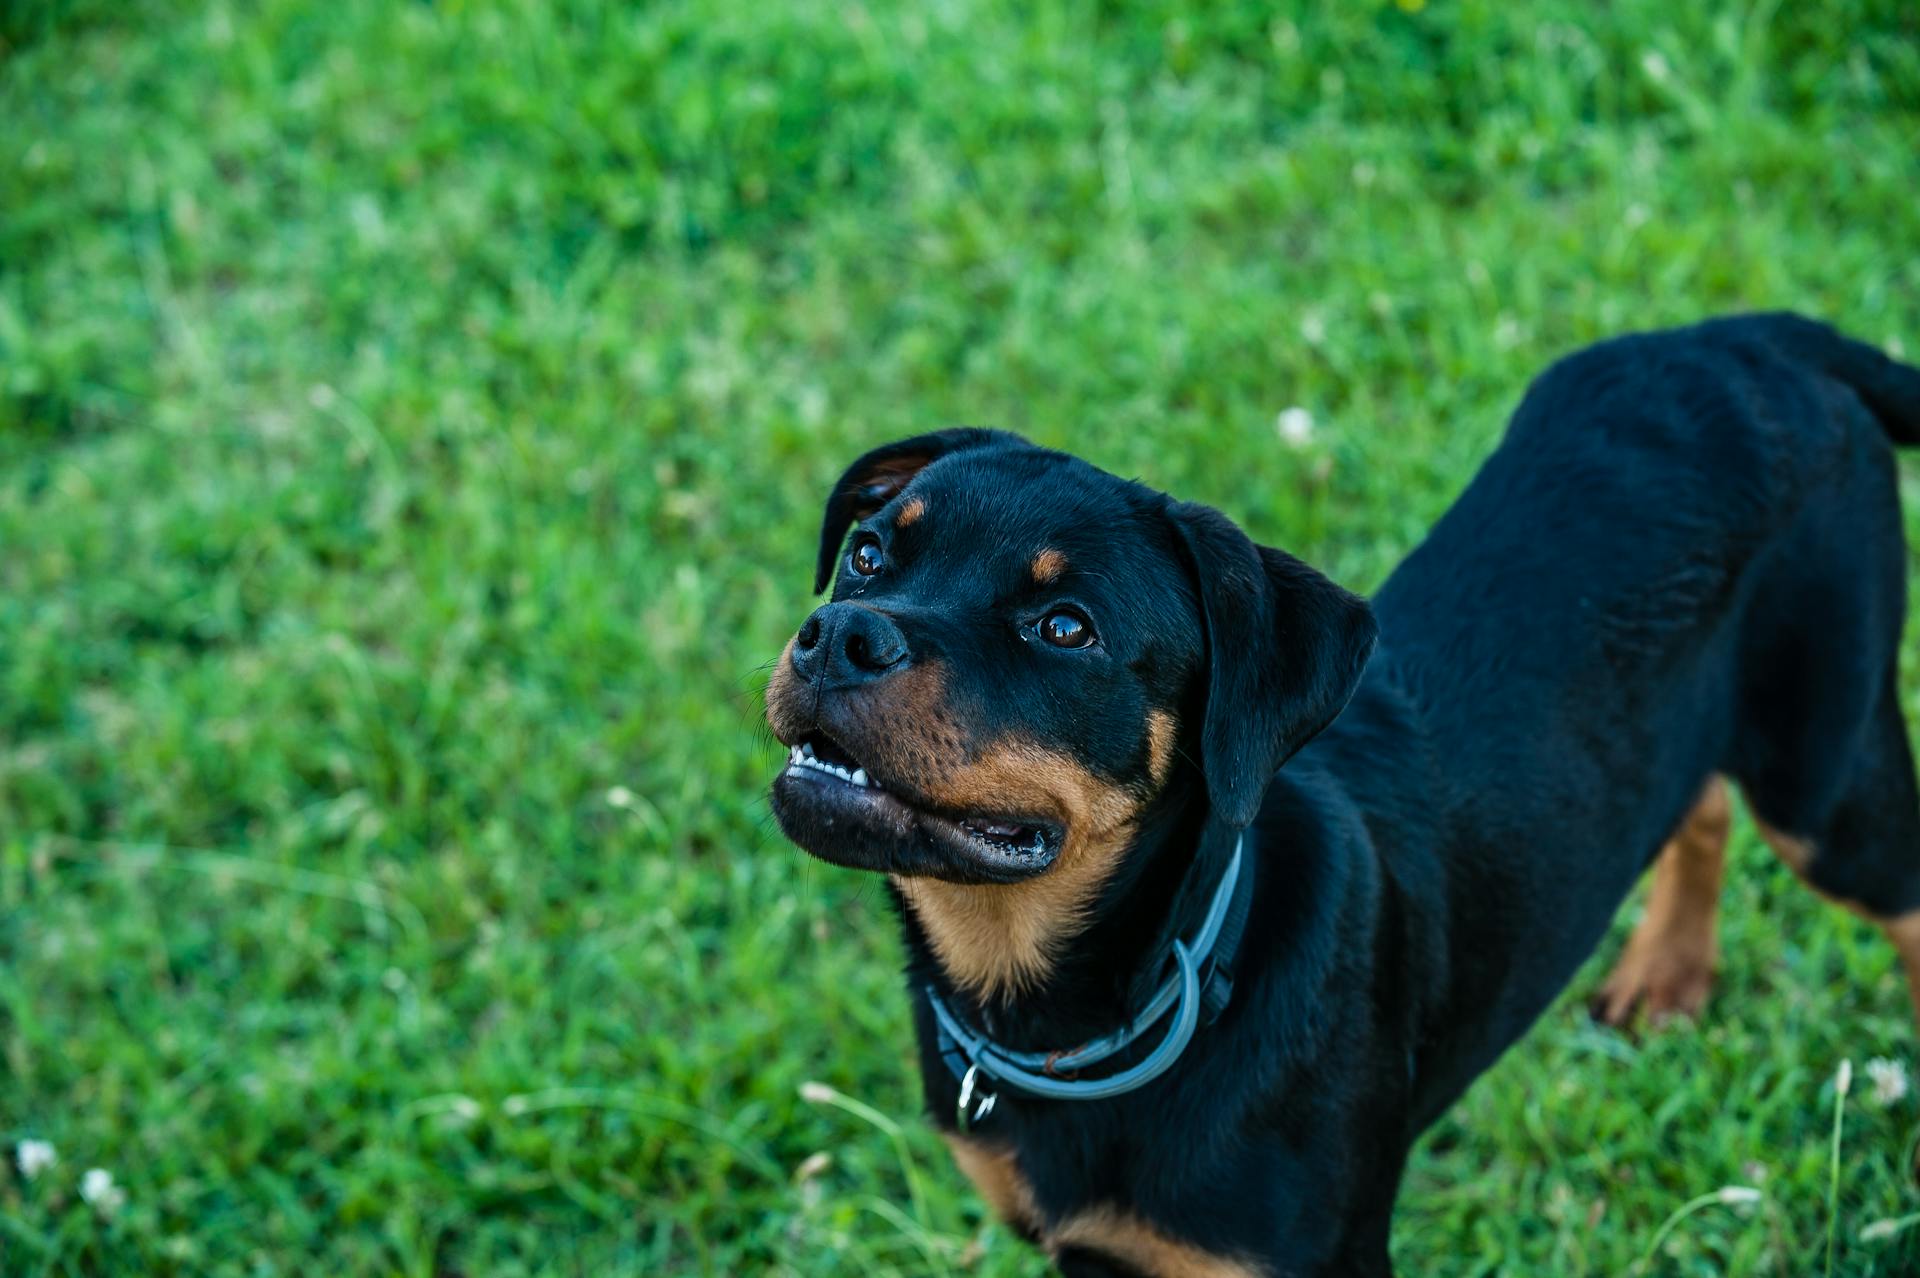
[1038,610,1095,649]
[849,535,885,577]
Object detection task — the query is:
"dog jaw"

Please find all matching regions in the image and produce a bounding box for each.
[768,650,1162,993]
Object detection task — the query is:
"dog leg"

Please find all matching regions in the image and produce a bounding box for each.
[1744,679,1920,1032]
[1882,913,1920,1030]
[1755,819,1920,1030]
[1593,776,1731,1027]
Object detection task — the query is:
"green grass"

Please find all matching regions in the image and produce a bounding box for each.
[3,0,1920,1273]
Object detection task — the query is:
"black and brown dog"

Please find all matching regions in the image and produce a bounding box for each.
[765,313,1920,1276]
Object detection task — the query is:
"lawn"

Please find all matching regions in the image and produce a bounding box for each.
[3,0,1920,1273]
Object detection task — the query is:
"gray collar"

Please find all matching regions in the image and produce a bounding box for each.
[927,833,1253,1128]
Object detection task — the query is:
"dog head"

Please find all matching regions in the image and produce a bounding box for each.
[765,430,1374,989]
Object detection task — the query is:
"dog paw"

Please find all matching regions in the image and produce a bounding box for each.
[1590,943,1715,1028]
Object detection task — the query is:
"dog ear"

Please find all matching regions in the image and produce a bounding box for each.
[813,428,1019,591]
[1167,501,1378,827]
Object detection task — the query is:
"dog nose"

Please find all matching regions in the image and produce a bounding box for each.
[790,603,909,688]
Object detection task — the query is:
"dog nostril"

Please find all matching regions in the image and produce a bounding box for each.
[796,616,822,650]
[842,626,905,673]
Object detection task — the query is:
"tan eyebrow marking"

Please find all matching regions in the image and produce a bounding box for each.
[896,497,926,527]
[1145,709,1177,785]
[1030,548,1066,584]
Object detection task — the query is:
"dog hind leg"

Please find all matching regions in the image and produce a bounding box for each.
[1748,679,1920,1030]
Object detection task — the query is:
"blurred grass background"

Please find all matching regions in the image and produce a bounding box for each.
[4,0,1920,1273]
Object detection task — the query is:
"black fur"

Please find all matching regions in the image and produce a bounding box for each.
[811,427,1018,592]
[765,313,1920,1274]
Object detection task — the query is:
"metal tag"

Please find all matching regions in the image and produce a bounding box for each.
[956,1064,998,1131]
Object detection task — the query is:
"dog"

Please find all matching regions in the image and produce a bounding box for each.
[765,313,1920,1276]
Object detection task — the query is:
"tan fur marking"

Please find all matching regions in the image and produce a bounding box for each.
[1031,548,1067,584]
[945,1136,1039,1233]
[1050,1206,1268,1277]
[765,637,803,736]
[1753,818,1815,877]
[1882,912,1920,1028]
[1145,710,1177,785]
[896,496,926,527]
[895,739,1143,999]
[945,1140,1265,1275]
[1594,776,1730,1026]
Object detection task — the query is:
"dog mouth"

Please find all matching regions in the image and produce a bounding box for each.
[776,732,1061,878]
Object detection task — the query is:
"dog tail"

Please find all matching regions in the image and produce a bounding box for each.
[1745,311,1920,447]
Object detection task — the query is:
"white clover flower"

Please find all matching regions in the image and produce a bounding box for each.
[606,785,636,809]
[1276,407,1316,449]
[15,1139,56,1179]
[1298,311,1328,346]
[80,1167,126,1215]
[1867,1057,1909,1107]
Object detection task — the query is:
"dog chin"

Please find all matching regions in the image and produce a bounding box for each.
[769,767,1061,884]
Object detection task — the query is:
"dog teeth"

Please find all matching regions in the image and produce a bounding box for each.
[785,746,880,790]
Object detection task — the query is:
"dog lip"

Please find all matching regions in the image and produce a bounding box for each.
[801,760,1063,855]
[770,758,1063,881]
